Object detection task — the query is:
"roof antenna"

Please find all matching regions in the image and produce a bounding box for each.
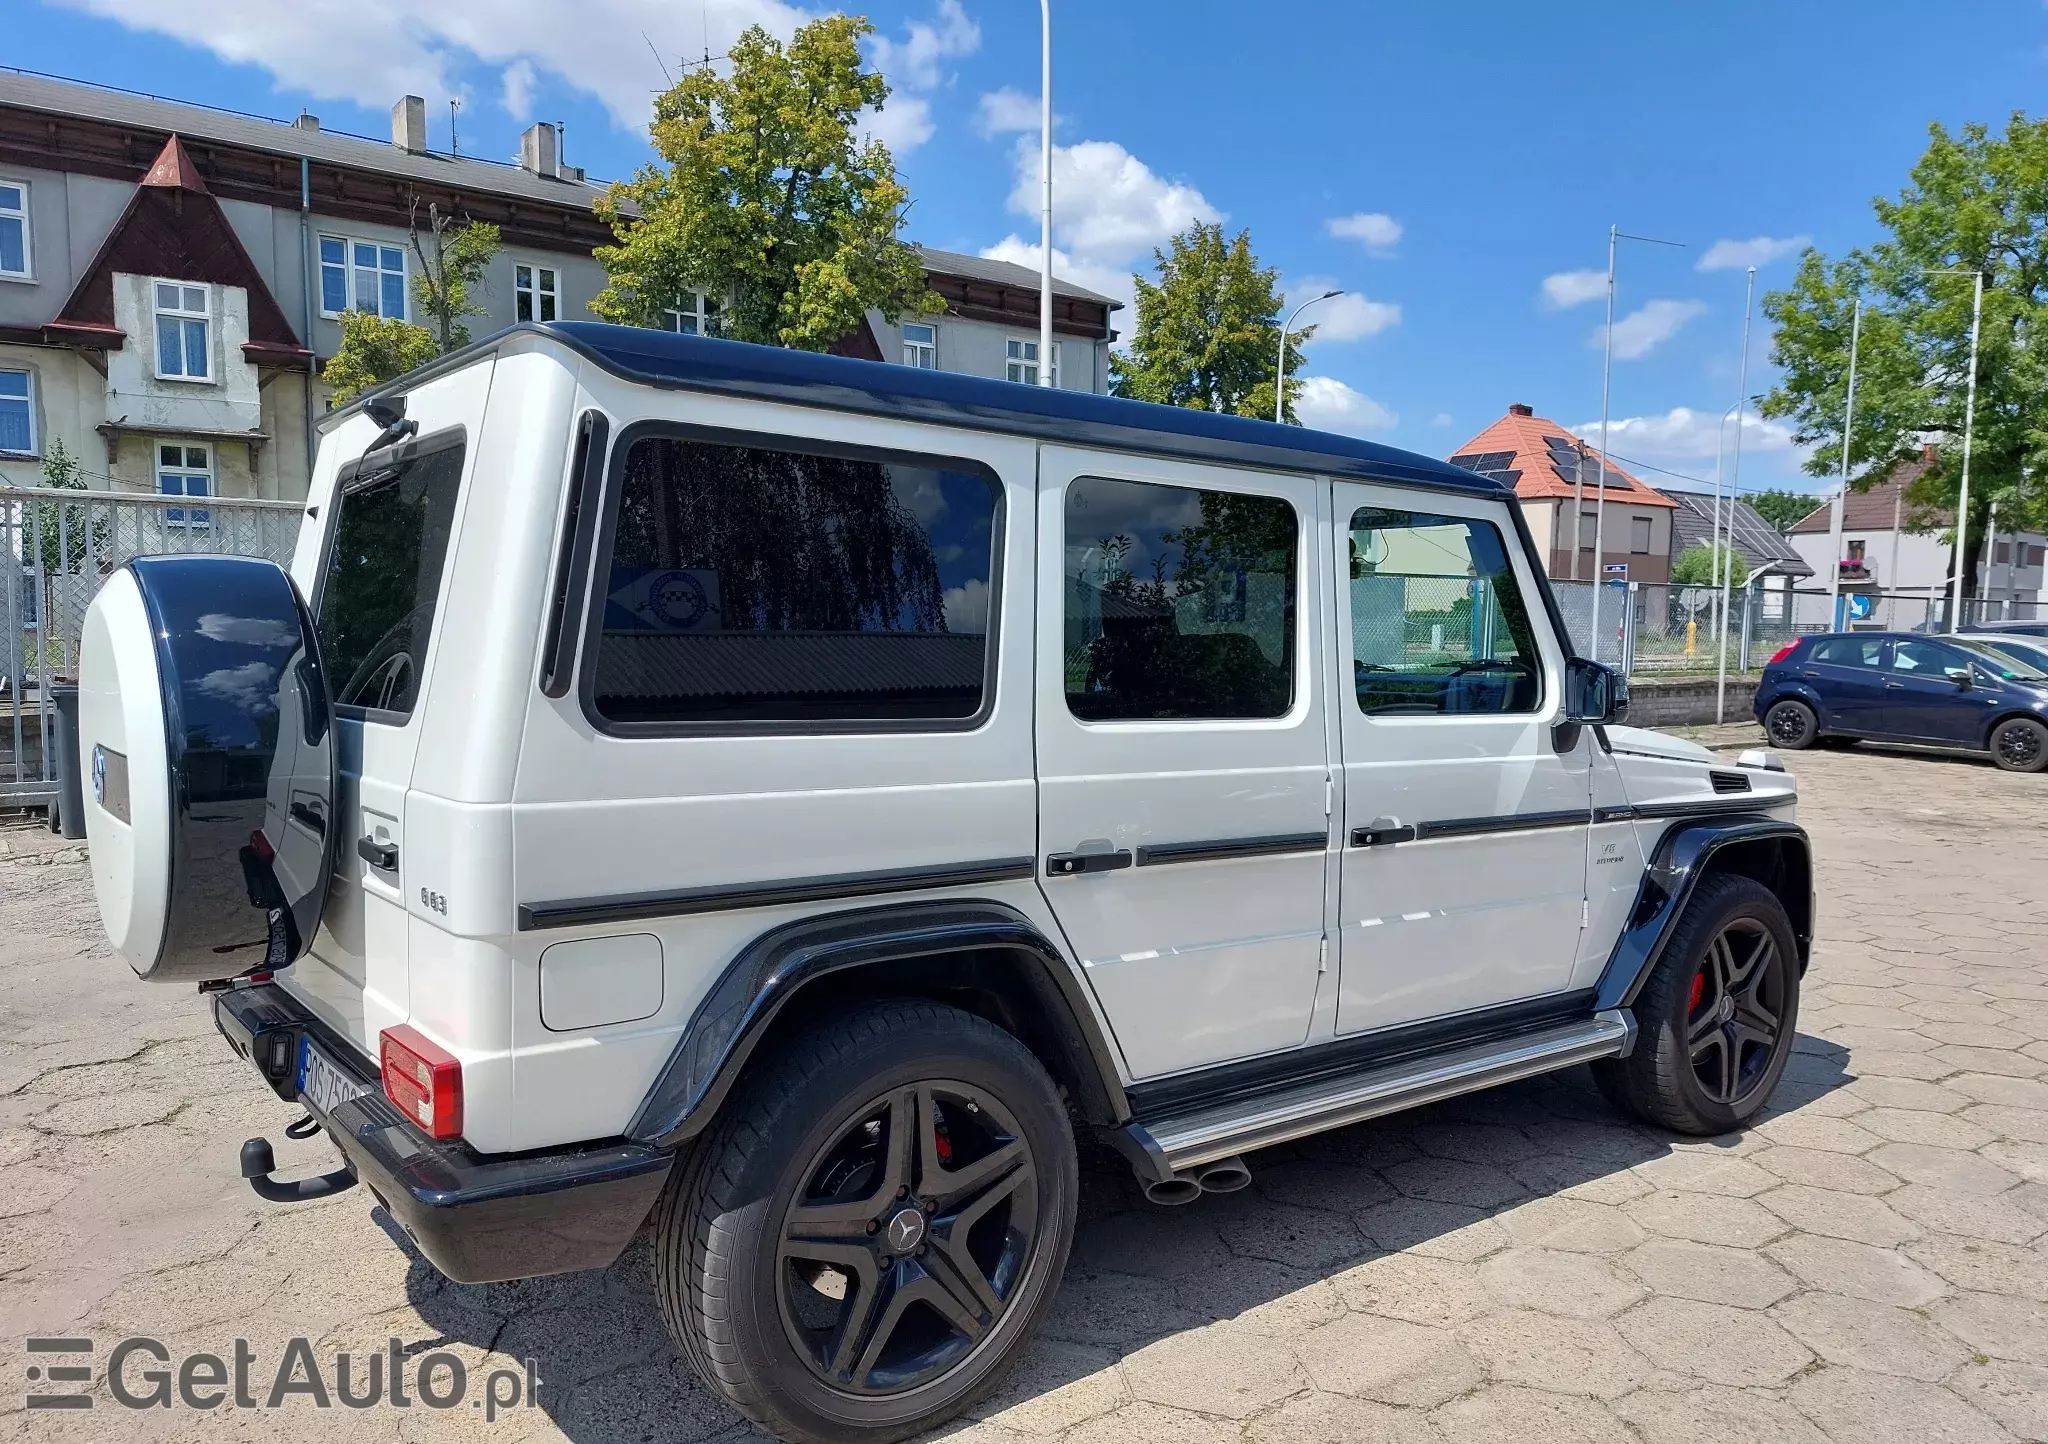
[554,121,566,171]
[448,97,460,156]
[644,31,675,86]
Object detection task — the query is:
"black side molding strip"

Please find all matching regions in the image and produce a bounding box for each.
[1134,832,1327,867]
[1348,795,1795,849]
[518,856,1035,931]
[1610,794,1796,821]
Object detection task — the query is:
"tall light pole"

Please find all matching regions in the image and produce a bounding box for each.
[1716,265,1756,724]
[1708,398,1743,624]
[1590,226,1684,664]
[1276,289,1342,423]
[1825,296,1863,627]
[1914,269,1985,625]
[1038,0,1054,386]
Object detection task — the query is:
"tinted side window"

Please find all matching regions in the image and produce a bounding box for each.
[589,435,998,726]
[1063,476,1296,721]
[1809,637,1883,668]
[1348,506,1542,716]
[317,439,465,720]
[1889,639,1970,675]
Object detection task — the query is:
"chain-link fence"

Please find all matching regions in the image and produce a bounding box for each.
[1549,576,2048,681]
[4,485,302,804]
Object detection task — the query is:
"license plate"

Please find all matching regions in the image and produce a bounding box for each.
[298,1036,372,1118]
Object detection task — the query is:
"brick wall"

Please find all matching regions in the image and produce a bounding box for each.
[1625,676,1759,727]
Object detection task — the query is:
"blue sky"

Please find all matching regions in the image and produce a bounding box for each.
[13,0,2041,497]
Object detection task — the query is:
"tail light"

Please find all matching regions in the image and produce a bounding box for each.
[1766,643,1798,665]
[380,1025,463,1140]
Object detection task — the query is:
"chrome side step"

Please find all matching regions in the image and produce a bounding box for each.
[1124,1010,1634,1175]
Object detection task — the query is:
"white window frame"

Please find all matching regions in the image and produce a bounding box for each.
[514,262,560,323]
[902,322,937,369]
[660,291,720,336]
[0,366,36,456]
[156,441,214,529]
[153,280,212,383]
[1005,336,1060,387]
[0,177,29,281]
[316,234,408,320]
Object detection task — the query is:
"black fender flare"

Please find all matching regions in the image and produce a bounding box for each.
[1594,815,1813,1016]
[625,900,1130,1149]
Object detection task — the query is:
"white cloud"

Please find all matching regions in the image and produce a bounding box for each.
[869,0,979,92]
[860,95,935,154]
[1285,279,1400,343]
[1541,268,1607,309]
[1006,137,1222,262]
[499,58,536,119]
[976,86,1043,136]
[1326,212,1402,254]
[1568,407,1798,460]
[195,661,279,714]
[45,0,815,129]
[1430,412,1453,427]
[978,235,1134,317]
[196,613,295,648]
[1603,299,1708,361]
[1698,234,1811,272]
[1295,377,1397,435]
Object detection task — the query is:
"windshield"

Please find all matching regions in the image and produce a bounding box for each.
[1954,638,2048,680]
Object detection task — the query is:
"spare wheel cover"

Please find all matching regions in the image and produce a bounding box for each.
[78,556,336,982]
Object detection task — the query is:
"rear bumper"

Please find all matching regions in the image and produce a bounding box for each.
[212,983,674,1284]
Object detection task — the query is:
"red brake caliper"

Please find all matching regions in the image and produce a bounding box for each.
[1688,971,1706,1015]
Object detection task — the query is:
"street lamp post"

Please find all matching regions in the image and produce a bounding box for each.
[1275,290,1342,423]
[1825,296,1863,627]
[1716,265,1756,725]
[1038,0,1053,387]
[1707,398,1742,633]
[1590,226,1684,664]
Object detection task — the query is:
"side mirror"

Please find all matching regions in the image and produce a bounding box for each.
[1945,667,1972,689]
[1564,656,1630,725]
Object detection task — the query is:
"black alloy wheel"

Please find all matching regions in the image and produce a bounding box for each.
[656,1000,1076,1444]
[1990,717,2048,773]
[1765,699,1818,749]
[778,1081,1037,1395]
[1593,872,1802,1135]
[1682,918,1788,1110]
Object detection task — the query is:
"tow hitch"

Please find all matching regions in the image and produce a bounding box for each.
[239,1133,357,1203]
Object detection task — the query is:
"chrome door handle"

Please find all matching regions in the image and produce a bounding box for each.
[1045,850,1132,877]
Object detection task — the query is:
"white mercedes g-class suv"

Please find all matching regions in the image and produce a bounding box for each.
[78,322,1807,1444]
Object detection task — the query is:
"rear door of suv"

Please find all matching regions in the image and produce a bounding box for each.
[1032,448,1332,1080]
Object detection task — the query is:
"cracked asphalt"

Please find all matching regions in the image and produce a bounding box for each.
[3,736,2047,1443]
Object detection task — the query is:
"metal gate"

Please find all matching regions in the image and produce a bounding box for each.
[3,485,303,805]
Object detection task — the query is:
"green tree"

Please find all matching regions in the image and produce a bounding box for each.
[322,312,441,406]
[1111,224,1305,421]
[1747,488,1823,535]
[1671,541,1737,587]
[591,17,941,350]
[1762,114,2048,595]
[409,201,501,353]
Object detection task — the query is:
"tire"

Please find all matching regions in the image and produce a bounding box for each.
[1762,698,1819,750]
[655,1000,1078,1444]
[1989,716,2048,773]
[1593,873,1801,1135]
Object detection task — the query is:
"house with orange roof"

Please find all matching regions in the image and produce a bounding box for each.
[1448,403,1677,586]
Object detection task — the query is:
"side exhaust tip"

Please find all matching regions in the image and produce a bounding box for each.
[1195,1157,1252,1194]
[1141,1175,1204,1207]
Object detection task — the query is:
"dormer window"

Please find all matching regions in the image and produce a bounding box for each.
[154,281,211,381]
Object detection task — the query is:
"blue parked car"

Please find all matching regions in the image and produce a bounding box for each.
[1754,632,2048,772]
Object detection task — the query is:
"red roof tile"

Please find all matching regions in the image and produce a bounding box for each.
[1446,405,1675,508]
[1785,449,1949,534]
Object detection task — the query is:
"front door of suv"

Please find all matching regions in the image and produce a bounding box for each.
[1033,449,1332,1081]
[1330,482,1588,1035]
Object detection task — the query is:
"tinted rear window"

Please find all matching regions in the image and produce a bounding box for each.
[589,435,999,727]
[316,436,465,721]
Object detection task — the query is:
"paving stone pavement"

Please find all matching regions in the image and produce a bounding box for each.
[2,741,2046,1442]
